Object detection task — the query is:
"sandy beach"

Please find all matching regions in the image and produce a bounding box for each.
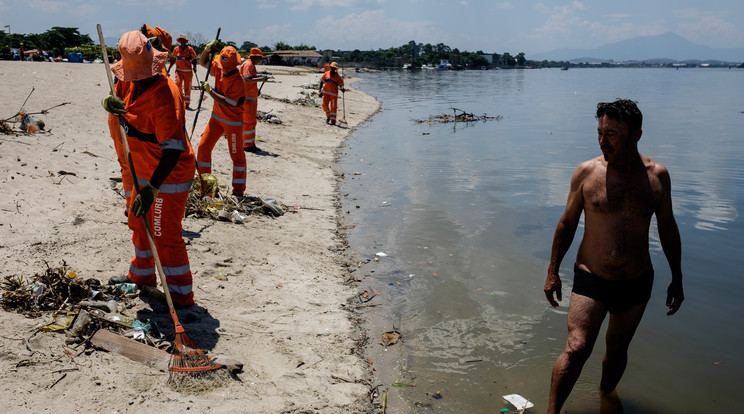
[0,60,381,413]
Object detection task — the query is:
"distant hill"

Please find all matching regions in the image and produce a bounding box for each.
[530,32,744,63]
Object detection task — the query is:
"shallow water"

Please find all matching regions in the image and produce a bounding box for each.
[341,67,744,413]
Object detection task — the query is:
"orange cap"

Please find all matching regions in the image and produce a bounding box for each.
[249,47,264,58]
[330,61,339,69]
[111,31,168,82]
[217,46,241,70]
[143,24,172,52]
[176,33,188,43]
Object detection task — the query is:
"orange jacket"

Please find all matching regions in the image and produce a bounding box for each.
[209,60,245,123]
[240,59,259,99]
[116,75,195,191]
[321,71,344,96]
[172,45,196,72]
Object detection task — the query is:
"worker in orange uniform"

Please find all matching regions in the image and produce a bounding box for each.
[101,31,196,307]
[108,24,174,216]
[240,47,268,153]
[319,62,344,125]
[196,43,247,200]
[167,33,198,110]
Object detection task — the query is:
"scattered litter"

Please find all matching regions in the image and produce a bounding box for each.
[375,252,388,257]
[186,174,289,220]
[382,329,401,347]
[432,390,443,399]
[503,394,534,410]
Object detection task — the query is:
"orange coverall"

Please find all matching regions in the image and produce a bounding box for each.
[196,60,247,196]
[171,44,197,107]
[239,58,259,150]
[321,71,344,124]
[116,75,196,306]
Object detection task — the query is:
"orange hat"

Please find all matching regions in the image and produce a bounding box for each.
[249,47,264,58]
[330,62,339,69]
[217,46,241,70]
[142,24,172,52]
[111,31,168,82]
[176,33,188,43]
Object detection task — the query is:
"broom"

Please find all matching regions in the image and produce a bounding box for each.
[97,24,221,378]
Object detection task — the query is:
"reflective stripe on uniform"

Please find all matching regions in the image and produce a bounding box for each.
[176,68,191,72]
[130,263,155,276]
[197,161,211,168]
[168,283,192,295]
[163,263,191,276]
[323,91,338,97]
[135,246,153,258]
[135,177,193,194]
[234,166,247,172]
[211,112,243,126]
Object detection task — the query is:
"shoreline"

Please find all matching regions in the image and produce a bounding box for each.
[0,61,383,413]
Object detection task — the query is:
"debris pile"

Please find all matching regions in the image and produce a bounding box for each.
[257,109,282,124]
[186,174,287,221]
[413,108,502,125]
[261,92,320,108]
[0,261,166,347]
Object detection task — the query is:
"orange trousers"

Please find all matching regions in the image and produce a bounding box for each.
[127,188,194,306]
[322,92,338,123]
[174,69,194,107]
[196,116,247,196]
[242,98,258,149]
[108,114,133,211]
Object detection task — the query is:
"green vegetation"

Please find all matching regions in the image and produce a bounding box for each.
[1,27,94,59]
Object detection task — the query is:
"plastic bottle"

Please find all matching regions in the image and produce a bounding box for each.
[116,283,139,294]
[19,111,39,134]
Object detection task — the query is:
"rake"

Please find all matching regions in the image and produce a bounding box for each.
[97,24,221,379]
[190,27,221,139]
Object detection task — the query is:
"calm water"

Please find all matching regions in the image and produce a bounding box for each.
[341,67,744,413]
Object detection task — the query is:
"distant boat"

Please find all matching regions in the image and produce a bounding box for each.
[421,64,435,70]
[402,63,413,70]
[561,66,569,70]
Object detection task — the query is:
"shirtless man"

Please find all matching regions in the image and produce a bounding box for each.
[543,99,685,414]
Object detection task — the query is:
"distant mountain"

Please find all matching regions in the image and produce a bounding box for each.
[530,33,744,63]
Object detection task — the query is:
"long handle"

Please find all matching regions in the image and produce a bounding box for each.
[189,27,221,139]
[97,24,176,312]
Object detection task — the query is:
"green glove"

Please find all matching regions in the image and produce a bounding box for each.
[101,95,126,115]
[148,36,165,52]
[205,39,223,53]
[200,81,212,93]
[131,182,159,218]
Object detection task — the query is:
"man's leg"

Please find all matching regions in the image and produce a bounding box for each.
[600,303,646,395]
[548,293,607,414]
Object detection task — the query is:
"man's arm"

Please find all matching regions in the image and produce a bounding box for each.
[199,48,211,69]
[544,163,587,307]
[655,165,684,315]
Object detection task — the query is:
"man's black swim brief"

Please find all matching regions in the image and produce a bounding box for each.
[572,263,654,314]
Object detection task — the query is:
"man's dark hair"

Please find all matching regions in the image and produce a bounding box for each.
[596,99,642,131]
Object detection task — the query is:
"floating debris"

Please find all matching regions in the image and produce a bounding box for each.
[413,107,502,125]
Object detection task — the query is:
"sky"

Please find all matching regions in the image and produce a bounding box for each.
[1,0,743,56]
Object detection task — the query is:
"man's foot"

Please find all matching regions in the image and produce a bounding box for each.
[243,146,262,153]
[108,274,132,285]
[326,118,330,124]
[331,120,336,125]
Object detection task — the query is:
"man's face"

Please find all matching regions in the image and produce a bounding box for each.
[597,115,638,162]
[178,39,187,46]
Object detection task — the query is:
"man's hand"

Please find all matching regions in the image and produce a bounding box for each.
[131,182,159,218]
[205,39,223,53]
[200,81,212,94]
[101,95,126,115]
[666,280,684,315]
[544,272,563,307]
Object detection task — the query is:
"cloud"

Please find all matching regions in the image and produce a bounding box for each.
[312,9,439,49]
[496,2,512,9]
[257,0,278,8]
[287,0,356,10]
[673,9,742,47]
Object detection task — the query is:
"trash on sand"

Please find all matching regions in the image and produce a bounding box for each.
[432,390,443,399]
[375,252,388,257]
[503,394,534,410]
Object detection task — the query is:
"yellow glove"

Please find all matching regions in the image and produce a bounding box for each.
[101,95,126,115]
[200,81,212,93]
[131,182,159,218]
[205,39,223,53]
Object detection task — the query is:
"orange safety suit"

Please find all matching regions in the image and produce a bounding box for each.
[196,60,247,196]
[171,44,197,107]
[239,58,259,150]
[107,79,134,212]
[321,71,344,124]
[117,75,196,306]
